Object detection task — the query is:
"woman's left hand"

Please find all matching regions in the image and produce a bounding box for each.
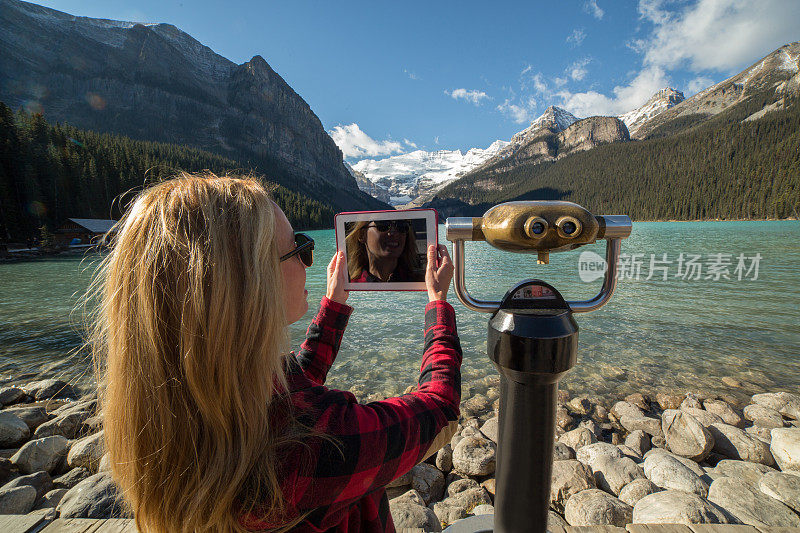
[326,251,350,305]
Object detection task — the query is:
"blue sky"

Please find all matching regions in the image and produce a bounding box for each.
[33,0,800,161]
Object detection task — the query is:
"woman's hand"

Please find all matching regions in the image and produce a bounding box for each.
[326,251,349,305]
[425,244,454,302]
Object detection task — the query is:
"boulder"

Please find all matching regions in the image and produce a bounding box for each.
[67,431,105,471]
[564,489,632,526]
[618,478,660,507]
[553,442,575,461]
[389,489,425,507]
[56,472,126,519]
[24,379,77,401]
[10,436,69,474]
[643,448,704,476]
[568,397,593,416]
[744,404,785,429]
[708,423,774,465]
[556,407,575,430]
[752,392,800,420]
[662,409,714,461]
[558,427,597,451]
[625,394,649,411]
[432,487,491,525]
[410,463,445,505]
[2,471,53,500]
[745,425,773,443]
[550,460,595,513]
[0,457,15,485]
[624,430,651,456]
[759,471,800,514]
[470,503,493,515]
[681,396,703,410]
[576,442,622,468]
[655,393,683,410]
[611,401,645,420]
[704,399,744,427]
[389,502,441,531]
[452,436,495,476]
[34,411,91,439]
[578,419,602,439]
[632,490,733,524]
[53,467,92,490]
[770,427,800,472]
[436,444,453,473]
[2,406,49,431]
[708,476,800,527]
[0,387,26,406]
[481,478,495,498]
[447,478,480,497]
[620,416,662,437]
[710,459,776,488]
[33,488,68,510]
[479,417,498,443]
[681,407,724,428]
[0,411,30,448]
[617,445,643,463]
[590,455,646,496]
[642,451,709,496]
[0,485,37,514]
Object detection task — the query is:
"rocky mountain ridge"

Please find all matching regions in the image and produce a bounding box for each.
[619,88,685,137]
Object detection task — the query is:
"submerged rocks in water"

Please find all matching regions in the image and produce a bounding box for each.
[707,476,800,527]
[632,490,733,524]
[564,488,632,526]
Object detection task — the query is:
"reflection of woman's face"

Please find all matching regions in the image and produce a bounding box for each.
[364,222,406,260]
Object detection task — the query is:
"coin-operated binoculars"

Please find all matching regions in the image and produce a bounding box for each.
[443,201,632,533]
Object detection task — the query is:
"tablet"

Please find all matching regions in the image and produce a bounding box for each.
[334,209,438,291]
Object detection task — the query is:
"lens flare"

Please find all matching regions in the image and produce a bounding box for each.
[23,100,43,114]
[85,93,106,111]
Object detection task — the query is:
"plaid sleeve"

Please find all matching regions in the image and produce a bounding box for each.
[281,300,462,530]
[293,297,353,386]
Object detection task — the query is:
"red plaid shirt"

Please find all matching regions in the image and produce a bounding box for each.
[240,297,462,532]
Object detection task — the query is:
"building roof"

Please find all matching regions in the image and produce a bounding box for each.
[66,218,118,234]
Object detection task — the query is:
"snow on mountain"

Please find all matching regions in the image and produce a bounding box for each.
[619,88,685,137]
[351,140,509,206]
[505,106,578,151]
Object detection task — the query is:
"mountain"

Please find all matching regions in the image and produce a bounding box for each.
[350,140,509,206]
[0,0,387,213]
[619,88,685,137]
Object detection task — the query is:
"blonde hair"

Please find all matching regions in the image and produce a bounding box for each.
[90,172,303,532]
[344,220,420,281]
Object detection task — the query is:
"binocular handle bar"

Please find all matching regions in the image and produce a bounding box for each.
[446,215,630,314]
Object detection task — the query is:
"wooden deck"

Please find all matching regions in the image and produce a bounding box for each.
[1,515,799,533]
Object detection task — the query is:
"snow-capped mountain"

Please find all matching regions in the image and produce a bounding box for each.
[350,140,509,206]
[619,88,685,137]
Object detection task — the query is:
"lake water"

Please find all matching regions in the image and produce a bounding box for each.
[1,221,798,408]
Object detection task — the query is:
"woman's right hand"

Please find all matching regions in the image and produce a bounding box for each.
[425,244,454,302]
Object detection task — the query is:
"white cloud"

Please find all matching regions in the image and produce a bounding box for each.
[403,138,418,149]
[434,136,440,145]
[328,124,404,159]
[520,66,548,93]
[567,28,587,46]
[556,66,669,116]
[553,76,568,87]
[584,0,604,19]
[446,88,491,105]
[640,0,800,73]
[569,58,592,81]
[497,97,537,124]
[404,69,419,80]
[687,76,713,96]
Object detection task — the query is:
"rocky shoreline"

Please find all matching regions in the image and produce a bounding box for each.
[1,380,799,531]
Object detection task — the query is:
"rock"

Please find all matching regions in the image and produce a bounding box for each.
[479,417,498,443]
[0,387,26,406]
[0,485,37,514]
[681,395,703,410]
[632,490,733,524]
[410,463,445,505]
[644,448,705,476]
[432,487,491,525]
[642,451,709,496]
[722,376,743,388]
[33,488,68,510]
[579,419,602,439]
[617,445,643,463]
[621,415,663,437]
[655,393,683,410]
[651,435,666,449]
[34,411,91,439]
[708,423,774,465]
[710,459,776,488]
[752,392,800,420]
[549,510,568,530]
[662,409,714,461]
[435,444,453,473]
[386,470,412,489]
[2,407,50,431]
[2,471,53,499]
[53,467,92,490]
[390,502,441,531]
[452,436,495,477]
[447,478,480,497]
[389,489,424,507]
[593,405,610,423]
[576,442,622,467]
[550,460,595,513]
[625,393,649,411]
[704,399,744,428]
[10,436,69,474]
[57,471,125,519]
[618,478,660,507]
[681,407,724,427]
[569,397,593,416]
[624,430,651,456]
[744,404,785,428]
[590,455,646,495]
[481,478,495,498]
[0,457,16,485]
[612,401,644,420]
[770,428,800,472]
[460,426,481,438]
[556,407,575,430]
[0,411,30,448]
[24,379,77,401]
[745,425,773,443]
[470,503,494,515]
[558,427,597,451]
[759,471,800,514]
[67,431,105,470]
[553,442,575,461]
[564,488,632,526]
[708,476,800,527]
[53,399,97,418]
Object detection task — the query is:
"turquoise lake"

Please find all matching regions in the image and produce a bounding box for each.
[1,221,798,405]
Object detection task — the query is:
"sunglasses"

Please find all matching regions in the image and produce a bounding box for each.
[368,220,410,233]
[280,233,314,267]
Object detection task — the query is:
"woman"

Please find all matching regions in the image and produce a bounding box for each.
[91,173,460,532]
[345,220,424,282]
